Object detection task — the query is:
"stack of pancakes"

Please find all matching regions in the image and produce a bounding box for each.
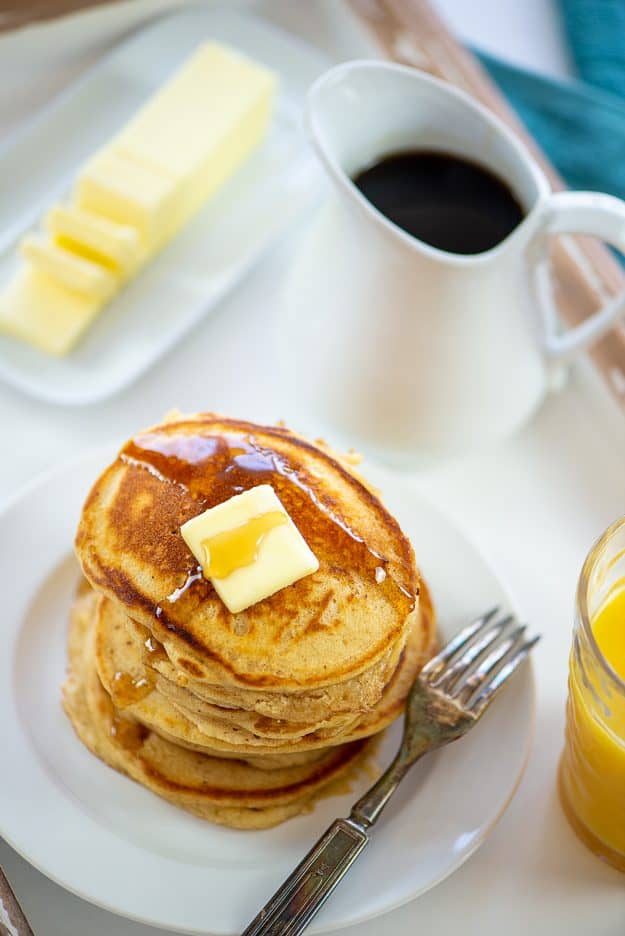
[64,415,436,828]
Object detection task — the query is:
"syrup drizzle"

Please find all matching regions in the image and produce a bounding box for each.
[201,510,288,579]
[101,682,150,749]
[121,429,414,609]
[165,567,203,603]
[110,713,149,751]
[110,670,154,708]
[144,633,168,663]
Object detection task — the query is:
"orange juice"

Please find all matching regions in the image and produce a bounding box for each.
[560,524,625,872]
[594,597,625,683]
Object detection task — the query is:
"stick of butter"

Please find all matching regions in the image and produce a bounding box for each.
[0,41,277,356]
[180,484,319,615]
[111,43,277,231]
[75,149,181,253]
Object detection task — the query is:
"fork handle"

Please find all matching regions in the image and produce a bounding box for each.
[241,817,369,936]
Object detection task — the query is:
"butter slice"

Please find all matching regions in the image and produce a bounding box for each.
[180,484,318,614]
[46,204,143,278]
[75,148,181,252]
[112,43,276,230]
[20,234,118,301]
[0,267,104,355]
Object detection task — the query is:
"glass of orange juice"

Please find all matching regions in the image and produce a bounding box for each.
[559,517,625,871]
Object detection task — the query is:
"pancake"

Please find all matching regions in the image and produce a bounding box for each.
[155,677,360,741]
[76,587,328,770]
[91,581,436,757]
[341,583,436,741]
[76,415,418,692]
[124,615,404,724]
[67,414,438,829]
[94,594,361,744]
[63,590,371,828]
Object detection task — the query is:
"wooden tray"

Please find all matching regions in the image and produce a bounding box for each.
[0,0,121,32]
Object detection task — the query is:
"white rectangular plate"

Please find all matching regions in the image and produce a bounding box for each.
[0,7,328,405]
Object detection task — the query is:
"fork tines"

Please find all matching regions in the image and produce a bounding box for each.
[421,608,539,714]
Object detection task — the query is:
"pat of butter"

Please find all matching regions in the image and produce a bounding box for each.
[180,484,319,614]
[75,148,181,252]
[20,234,118,301]
[0,267,104,355]
[46,204,143,278]
[112,43,276,229]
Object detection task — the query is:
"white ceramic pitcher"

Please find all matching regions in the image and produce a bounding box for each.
[281,61,625,466]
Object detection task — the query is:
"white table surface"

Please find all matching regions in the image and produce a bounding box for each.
[1,1,624,934]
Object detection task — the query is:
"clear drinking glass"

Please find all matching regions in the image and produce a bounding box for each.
[559,517,625,871]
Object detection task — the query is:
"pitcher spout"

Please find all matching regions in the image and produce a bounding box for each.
[305,60,545,262]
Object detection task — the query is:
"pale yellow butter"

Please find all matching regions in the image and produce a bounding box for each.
[3,41,277,355]
[46,204,143,278]
[0,268,104,355]
[112,43,277,230]
[180,484,319,614]
[75,148,181,252]
[20,234,118,301]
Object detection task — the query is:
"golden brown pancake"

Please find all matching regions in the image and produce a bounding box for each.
[76,415,418,692]
[62,590,372,829]
[66,415,438,828]
[123,614,404,724]
[90,581,435,756]
[94,594,360,745]
[155,677,360,741]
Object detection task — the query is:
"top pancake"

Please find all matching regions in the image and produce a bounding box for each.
[76,415,418,692]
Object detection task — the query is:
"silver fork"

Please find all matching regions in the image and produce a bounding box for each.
[241,608,539,936]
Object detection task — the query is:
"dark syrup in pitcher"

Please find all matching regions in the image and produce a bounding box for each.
[353,150,524,254]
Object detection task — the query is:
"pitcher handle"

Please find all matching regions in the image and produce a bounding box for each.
[530,191,625,362]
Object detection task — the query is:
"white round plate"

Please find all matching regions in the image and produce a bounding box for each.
[0,449,535,935]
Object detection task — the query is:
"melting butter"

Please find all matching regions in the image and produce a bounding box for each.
[201,510,287,579]
[180,484,319,614]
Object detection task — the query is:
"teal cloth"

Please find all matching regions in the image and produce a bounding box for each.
[474,0,625,204]
[560,0,625,97]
